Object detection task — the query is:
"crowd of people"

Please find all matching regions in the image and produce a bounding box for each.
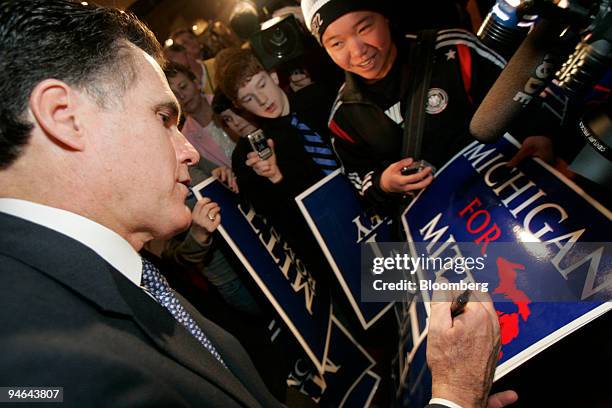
[5,0,605,406]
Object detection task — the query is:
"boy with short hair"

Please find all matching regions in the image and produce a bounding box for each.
[215,47,338,219]
[215,46,338,278]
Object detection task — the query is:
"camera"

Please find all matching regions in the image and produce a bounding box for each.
[249,14,306,70]
[401,160,436,176]
[247,129,273,160]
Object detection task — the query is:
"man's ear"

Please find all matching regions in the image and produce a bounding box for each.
[28,79,86,151]
[270,71,280,86]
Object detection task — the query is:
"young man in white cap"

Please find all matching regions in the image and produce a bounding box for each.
[301,0,506,215]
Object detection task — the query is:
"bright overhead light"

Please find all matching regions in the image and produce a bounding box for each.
[191,19,208,36]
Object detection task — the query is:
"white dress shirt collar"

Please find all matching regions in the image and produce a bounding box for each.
[0,198,142,286]
[429,398,464,408]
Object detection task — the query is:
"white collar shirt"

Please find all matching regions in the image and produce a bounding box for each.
[0,198,143,287]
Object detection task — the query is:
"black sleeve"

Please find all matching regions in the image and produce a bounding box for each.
[330,112,403,214]
[272,126,324,196]
[232,139,287,217]
[232,134,323,218]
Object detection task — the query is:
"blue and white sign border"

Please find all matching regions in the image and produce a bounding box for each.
[401,133,612,380]
[193,177,333,373]
[296,169,395,329]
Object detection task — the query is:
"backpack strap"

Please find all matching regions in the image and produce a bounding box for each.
[401,29,438,159]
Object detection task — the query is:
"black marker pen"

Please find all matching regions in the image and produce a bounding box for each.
[450,289,471,318]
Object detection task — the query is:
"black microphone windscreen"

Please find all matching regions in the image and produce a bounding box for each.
[470,19,566,142]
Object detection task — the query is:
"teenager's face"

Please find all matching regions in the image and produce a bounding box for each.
[168,71,202,115]
[165,50,191,68]
[236,71,289,118]
[174,32,202,60]
[322,11,396,82]
[220,109,257,137]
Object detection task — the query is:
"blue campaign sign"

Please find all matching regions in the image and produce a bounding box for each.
[399,339,430,408]
[320,316,377,407]
[402,134,612,379]
[193,178,332,373]
[287,316,377,407]
[341,370,381,408]
[296,170,395,329]
[395,295,431,408]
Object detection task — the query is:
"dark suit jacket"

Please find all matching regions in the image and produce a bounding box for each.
[0,212,283,407]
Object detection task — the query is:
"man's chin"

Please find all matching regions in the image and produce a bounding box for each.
[160,208,192,239]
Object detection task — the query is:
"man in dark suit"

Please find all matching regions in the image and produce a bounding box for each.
[0,1,513,407]
[0,1,280,406]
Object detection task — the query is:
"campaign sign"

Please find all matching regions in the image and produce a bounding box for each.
[394,295,431,408]
[341,370,381,408]
[402,134,612,379]
[398,339,430,408]
[193,178,332,373]
[287,316,377,406]
[296,170,395,329]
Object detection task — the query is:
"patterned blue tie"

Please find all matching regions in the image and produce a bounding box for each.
[290,113,338,175]
[141,258,227,368]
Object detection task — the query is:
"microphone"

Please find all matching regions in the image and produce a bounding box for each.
[569,103,612,188]
[477,0,538,60]
[469,19,569,142]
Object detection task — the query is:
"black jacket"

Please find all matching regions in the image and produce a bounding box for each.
[232,82,337,221]
[232,82,337,278]
[328,29,505,213]
[0,212,283,407]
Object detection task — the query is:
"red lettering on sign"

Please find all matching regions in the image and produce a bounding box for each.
[459,197,500,255]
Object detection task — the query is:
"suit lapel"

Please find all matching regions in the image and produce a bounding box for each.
[0,214,263,408]
[114,275,263,408]
[0,213,133,316]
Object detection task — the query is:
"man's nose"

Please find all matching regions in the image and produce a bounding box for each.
[175,129,199,165]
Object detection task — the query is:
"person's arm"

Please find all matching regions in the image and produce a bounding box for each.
[245,139,284,184]
[162,198,221,268]
[232,139,291,218]
[426,281,518,408]
[235,127,325,216]
[329,117,390,207]
[330,116,432,214]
